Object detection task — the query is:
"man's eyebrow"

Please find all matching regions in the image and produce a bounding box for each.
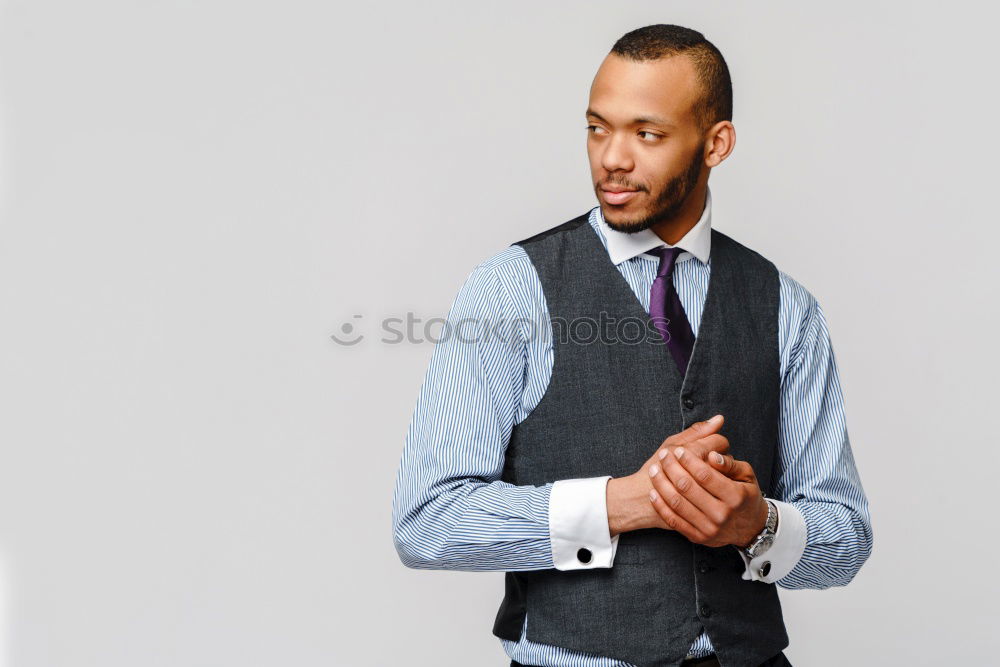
[586,108,675,128]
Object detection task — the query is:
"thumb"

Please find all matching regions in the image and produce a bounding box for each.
[708,450,755,482]
[707,450,734,472]
[659,414,725,452]
[690,414,724,438]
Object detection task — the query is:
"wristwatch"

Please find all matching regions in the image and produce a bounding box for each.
[741,498,778,560]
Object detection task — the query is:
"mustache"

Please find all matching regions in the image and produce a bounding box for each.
[599,179,647,192]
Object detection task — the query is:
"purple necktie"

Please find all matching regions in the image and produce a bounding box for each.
[647,246,696,377]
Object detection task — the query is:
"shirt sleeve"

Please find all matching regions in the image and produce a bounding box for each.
[549,476,619,569]
[734,499,808,582]
[392,256,618,572]
[747,293,874,588]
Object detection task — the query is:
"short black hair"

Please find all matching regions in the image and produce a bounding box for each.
[610,24,732,133]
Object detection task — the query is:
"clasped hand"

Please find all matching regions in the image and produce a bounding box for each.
[640,415,768,549]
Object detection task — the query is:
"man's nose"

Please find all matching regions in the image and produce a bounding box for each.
[601,133,634,173]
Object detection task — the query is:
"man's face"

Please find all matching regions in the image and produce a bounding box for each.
[586,53,708,233]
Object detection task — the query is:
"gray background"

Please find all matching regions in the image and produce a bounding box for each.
[1,1,996,665]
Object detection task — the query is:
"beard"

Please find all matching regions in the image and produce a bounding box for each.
[600,149,704,234]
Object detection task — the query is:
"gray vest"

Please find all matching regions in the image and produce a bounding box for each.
[491,213,789,667]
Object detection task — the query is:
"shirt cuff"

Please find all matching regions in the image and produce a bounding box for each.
[549,476,618,570]
[736,499,807,583]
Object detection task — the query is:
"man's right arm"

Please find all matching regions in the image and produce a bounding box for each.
[391,251,618,572]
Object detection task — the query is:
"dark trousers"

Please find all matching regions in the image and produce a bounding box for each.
[510,650,791,667]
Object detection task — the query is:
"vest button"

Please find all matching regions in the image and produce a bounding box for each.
[577,548,592,564]
[698,563,711,574]
[683,396,695,409]
[699,604,712,618]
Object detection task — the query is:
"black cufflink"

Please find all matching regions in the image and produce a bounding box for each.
[577,548,592,564]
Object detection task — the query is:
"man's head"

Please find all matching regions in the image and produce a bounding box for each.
[587,24,735,235]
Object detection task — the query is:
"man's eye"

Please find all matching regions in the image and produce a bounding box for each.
[638,131,662,141]
[585,124,606,135]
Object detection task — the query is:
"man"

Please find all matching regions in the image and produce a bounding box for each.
[392,24,872,667]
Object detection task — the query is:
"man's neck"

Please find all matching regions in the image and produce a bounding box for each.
[648,185,709,246]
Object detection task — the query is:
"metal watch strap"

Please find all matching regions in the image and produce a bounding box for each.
[742,498,778,559]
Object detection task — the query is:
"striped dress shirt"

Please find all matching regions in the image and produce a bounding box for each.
[392,188,873,666]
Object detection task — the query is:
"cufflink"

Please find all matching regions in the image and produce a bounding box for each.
[577,548,592,564]
[758,561,771,578]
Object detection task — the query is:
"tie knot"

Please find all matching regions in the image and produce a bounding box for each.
[647,246,683,279]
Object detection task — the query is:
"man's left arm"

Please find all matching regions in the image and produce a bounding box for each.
[739,294,874,587]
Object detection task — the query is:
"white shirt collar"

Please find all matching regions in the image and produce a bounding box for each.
[596,186,713,266]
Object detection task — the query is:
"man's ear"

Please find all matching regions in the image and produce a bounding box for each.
[705,120,735,168]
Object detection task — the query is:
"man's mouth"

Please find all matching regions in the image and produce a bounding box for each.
[601,186,639,205]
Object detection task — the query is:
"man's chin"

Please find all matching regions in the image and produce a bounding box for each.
[602,207,653,234]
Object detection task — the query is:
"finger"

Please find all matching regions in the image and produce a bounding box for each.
[706,451,755,483]
[647,483,707,542]
[685,433,730,459]
[648,460,715,538]
[672,447,743,508]
[708,451,733,470]
[660,433,729,473]
[661,414,724,450]
[706,451,737,476]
